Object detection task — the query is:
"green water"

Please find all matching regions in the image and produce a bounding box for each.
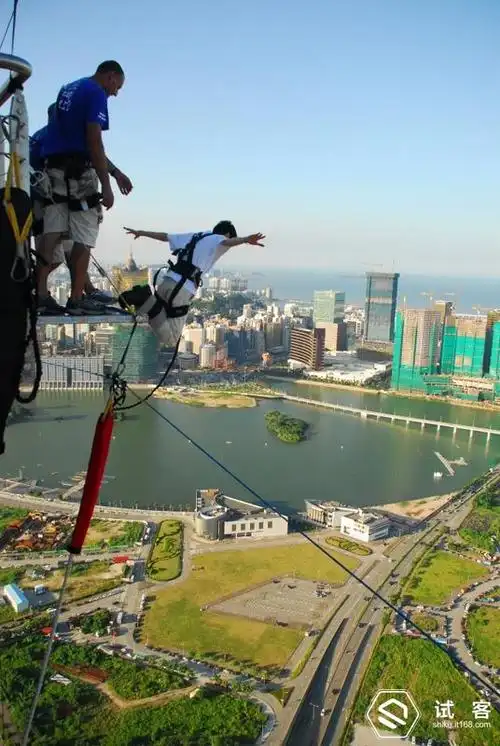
[2,386,499,514]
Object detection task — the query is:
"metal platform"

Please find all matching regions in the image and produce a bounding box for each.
[37,313,134,325]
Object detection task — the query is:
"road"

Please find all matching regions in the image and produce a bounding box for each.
[0,486,193,524]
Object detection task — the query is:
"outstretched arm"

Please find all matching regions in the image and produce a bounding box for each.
[220,232,266,248]
[123,227,169,242]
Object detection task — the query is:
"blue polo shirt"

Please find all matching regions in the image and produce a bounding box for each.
[29,126,47,171]
[42,77,109,158]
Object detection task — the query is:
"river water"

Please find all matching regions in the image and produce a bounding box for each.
[2,386,499,515]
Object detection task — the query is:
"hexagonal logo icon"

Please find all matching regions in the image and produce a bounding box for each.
[366,689,420,739]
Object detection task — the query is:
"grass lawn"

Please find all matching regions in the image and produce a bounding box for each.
[411,612,439,632]
[351,635,500,746]
[467,606,500,667]
[403,550,488,605]
[0,567,25,586]
[84,519,143,549]
[142,543,358,671]
[325,536,372,556]
[147,521,183,581]
[0,604,16,624]
[0,507,28,534]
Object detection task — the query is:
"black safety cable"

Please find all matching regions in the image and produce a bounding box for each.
[115,334,182,411]
[0,8,14,50]
[10,0,18,54]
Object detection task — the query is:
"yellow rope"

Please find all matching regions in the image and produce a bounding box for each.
[4,150,33,244]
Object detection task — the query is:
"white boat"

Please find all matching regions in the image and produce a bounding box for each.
[433,471,443,479]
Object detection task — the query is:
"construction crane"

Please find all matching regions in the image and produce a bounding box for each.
[420,291,434,307]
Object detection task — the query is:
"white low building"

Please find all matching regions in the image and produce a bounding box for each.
[3,583,29,613]
[195,489,288,541]
[340,509,390,542]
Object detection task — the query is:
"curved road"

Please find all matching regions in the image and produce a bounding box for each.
[449,576,500,698]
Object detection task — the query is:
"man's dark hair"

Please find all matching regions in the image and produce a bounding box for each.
[96,60,124,76]
[47,102,57,121]
[213,220,237,238]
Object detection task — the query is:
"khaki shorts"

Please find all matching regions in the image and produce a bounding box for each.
[53,239,74,265]
[43,167,102,248]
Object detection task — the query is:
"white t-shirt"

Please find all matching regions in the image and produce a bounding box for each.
[166,232,227,294]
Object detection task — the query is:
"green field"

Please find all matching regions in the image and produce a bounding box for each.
[325,536,372,556]
[351,635,500,745]
[142,543,358,672]
[403,550,488,605]
[467,606,500,668]
[411,612,439,632]
[147,520,183,581]
[84,519,144,549]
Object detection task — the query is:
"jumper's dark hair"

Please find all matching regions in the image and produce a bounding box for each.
[96,60,124,76]
[213,220,237,238]
[47,102,57,120]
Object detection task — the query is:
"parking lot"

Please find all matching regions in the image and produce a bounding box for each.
[212,577,334,627]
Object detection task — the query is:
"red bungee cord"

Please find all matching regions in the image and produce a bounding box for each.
[68,402,115,553]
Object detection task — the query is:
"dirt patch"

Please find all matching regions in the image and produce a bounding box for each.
[154,389,256,409]
[211,577,335,628]
[376,493,455,519]
[53,663,109,683]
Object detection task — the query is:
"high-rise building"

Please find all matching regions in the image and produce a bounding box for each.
[364,272,400,343]
[441,314,488,377]
[200,343,217,368]
[313,290,345,325]
[289,328,325,370]
[488,321,500,379]
[183,325,205,355]
[432,299,454,324]
[111,325,158,383]
[40,356,104,390]
[315,322,347,352]
[391,309,442,391]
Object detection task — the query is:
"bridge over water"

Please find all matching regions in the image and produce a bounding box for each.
[277,393,500,442]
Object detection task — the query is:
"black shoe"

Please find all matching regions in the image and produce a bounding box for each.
[66,297,106,316]
[38,293,67,316]
[119,285,152,312]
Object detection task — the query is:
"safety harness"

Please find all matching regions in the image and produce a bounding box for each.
[42,152,102,212]
[152,231,212,318]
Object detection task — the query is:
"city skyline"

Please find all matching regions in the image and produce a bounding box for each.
[14,0,500,275]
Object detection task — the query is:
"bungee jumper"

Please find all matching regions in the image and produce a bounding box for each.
[35,60,133,316]
[119,223,266,346]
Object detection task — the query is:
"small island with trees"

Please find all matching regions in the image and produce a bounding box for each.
[264,410,309,443]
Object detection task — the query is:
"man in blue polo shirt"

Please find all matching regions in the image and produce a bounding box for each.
[37,60,132,315]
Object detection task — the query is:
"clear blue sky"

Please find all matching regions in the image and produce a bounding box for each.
[9,0,500,274]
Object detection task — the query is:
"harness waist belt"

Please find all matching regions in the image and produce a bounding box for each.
[167,258,202,287]
[43,192,102,212]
